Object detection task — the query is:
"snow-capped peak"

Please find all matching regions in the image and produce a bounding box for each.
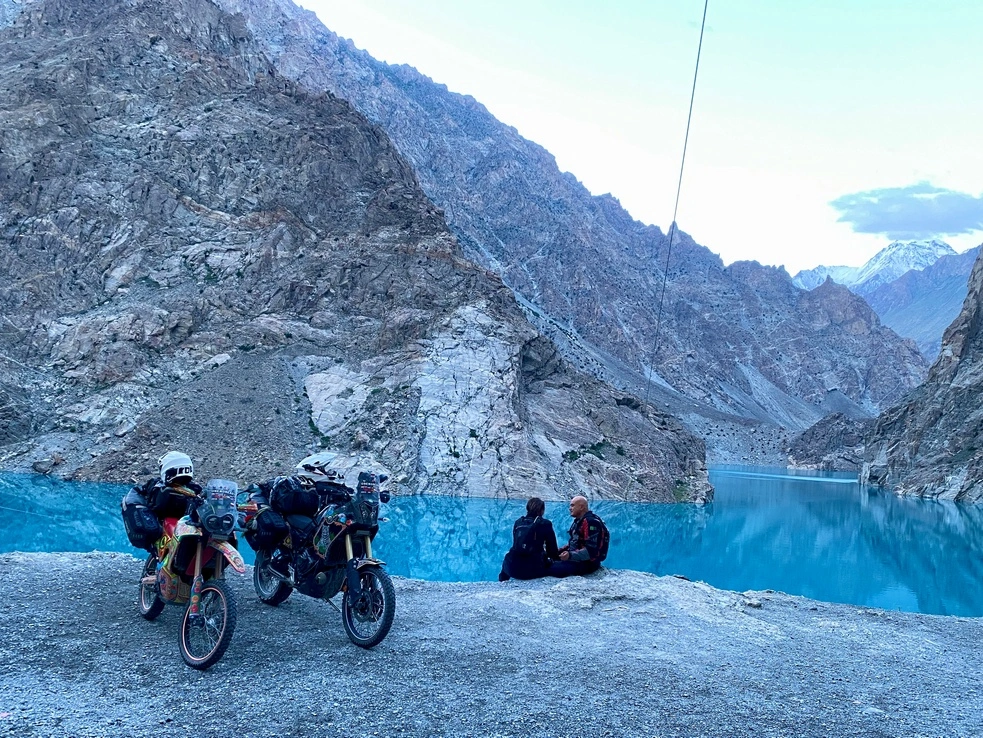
[793,239,954,293]
[854,239,955,288]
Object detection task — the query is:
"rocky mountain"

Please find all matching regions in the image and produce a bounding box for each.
[793,239,956,296]
[862,248,983,502]
[0,0,712,502]
[853,239,957,296]
[792,265,862,292]
[787,413,872,472]
[863,246,980,359]
[206,0,928,464]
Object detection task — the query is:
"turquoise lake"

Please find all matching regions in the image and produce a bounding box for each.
[2,466,982,616]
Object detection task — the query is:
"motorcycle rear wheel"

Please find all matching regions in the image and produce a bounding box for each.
[342,565,395,649]
[179,579,237,670]
[253,549,292,606]
[138,553,165,621]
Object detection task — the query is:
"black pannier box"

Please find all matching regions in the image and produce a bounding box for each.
[121,487,163,551]
[245,506,289,551]
[270,476,319,517]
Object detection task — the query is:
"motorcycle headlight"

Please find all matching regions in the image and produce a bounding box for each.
[204,513,235,536]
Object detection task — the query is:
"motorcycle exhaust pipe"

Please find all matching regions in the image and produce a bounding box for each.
[266,564,328,589]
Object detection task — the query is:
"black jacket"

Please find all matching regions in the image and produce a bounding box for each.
[565,511,606,564]
[503,515,560,579]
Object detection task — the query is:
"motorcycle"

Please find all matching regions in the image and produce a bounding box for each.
[241,454,396,649]
[137,478,246,670]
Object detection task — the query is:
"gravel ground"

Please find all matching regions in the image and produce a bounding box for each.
[0,552,981,738]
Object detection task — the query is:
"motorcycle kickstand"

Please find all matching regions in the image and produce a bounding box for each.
[324,597,341,613]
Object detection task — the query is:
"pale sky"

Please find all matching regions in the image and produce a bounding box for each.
[299,0,983,275]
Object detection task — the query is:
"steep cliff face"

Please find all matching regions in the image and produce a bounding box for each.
[862,249,983,502]
[211,0,927,458]
[0,0,710,502]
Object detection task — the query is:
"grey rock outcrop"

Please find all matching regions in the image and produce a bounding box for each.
[787,412,872,472]
[0,0,710,502]
[211,0,928,462]
[0,382,34,445]
[862,249,983,502]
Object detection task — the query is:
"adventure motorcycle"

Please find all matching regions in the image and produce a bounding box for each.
[137,479,246,669]
[242,456,396,648]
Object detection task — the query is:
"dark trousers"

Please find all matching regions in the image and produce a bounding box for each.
[499,551,550,581]
[546,560,600,578]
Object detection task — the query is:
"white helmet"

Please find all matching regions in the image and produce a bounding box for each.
[296,459,342,484]
[159,451,194,486]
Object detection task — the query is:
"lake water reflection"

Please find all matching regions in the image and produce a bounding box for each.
[2,466,982,616]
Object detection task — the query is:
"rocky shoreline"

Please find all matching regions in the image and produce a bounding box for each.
[0,552,980,737]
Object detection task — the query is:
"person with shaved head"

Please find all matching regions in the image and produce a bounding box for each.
[547,495,609,578]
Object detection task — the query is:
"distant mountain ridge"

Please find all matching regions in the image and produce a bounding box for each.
[214,0,929,464]
[865,246,982,358]
[792,264,859,292]
[863,247,983,502]
[793,239,956,295]
[794,240,980,359]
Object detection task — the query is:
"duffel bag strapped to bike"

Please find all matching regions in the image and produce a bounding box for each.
[121,487,163,551]
[244,481,272,507]
[153,483,200,519]
[269,476,319,517]
[244,506,289,551]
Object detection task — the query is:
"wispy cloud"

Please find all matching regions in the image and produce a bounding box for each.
[830,182,983,240]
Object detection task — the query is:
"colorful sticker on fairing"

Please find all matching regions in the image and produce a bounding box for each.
[211,540,246,573]
[174,517,198,538]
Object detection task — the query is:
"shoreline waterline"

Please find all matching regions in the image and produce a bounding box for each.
[1,467,981,616]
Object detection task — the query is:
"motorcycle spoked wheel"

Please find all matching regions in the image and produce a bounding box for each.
[341,565,395,649]
[253,549,292,606]
[138,552,165,621]
[178,579,237,670]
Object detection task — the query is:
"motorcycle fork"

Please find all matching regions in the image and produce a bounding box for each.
[344,534,362,598]
[189,538,204,621]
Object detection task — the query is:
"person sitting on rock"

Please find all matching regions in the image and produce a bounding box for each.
[498,497,560,581]
[547,495,609,578]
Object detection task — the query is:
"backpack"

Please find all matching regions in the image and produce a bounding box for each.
[509,516,541,557]
[589,512,610,563]
[269,476,319,517]
[244,506,289,552]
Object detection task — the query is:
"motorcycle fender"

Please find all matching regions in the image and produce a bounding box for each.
[354,557,386,569]
[210,540,246,573]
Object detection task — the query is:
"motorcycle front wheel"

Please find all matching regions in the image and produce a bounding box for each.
[253,549,292,605]
[342,565,395,649]
[138,553,165,621]
[179,579,237,670]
